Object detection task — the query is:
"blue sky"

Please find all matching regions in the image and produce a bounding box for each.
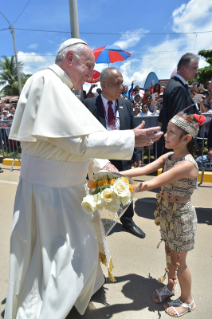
[1,0,212,91]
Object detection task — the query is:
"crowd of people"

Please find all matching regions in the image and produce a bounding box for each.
[0,98,17,120]
[82,73,212,161]
[0,99,17,150]
[83,81,165,117]
[1,73,212,156]
[84,78,212,119]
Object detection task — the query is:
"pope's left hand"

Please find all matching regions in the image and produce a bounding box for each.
[102,163,119,173]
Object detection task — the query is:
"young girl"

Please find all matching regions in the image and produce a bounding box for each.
[122,111,206,317]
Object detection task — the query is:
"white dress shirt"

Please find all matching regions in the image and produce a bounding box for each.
[175,73,187,85]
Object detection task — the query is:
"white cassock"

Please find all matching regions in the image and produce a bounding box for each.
[5,64,135,319]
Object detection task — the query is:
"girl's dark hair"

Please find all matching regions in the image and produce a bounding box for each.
[180,129,197,154]
[154,83,161,93]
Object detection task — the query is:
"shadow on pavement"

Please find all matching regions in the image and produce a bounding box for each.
[135,198,212,225]
[1,298,6,318]
[196,207,212,225]
[66,273,164,319]
[107,222,125,236]
[135,197,157,220]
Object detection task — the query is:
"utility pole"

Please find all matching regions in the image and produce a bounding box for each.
[69,0,80,38]
[0,12,22,95]
[10,26,22,94]
[68,0,82,97]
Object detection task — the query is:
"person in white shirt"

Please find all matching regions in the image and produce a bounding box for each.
[139,102,152,116]
[134,102,141,116]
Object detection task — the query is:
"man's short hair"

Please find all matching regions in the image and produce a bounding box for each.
[177,53,199,72]
[100,67,117,85]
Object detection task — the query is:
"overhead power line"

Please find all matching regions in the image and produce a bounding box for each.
[8,28,212,35]
[12,0,31,25]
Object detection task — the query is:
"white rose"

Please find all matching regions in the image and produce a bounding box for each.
[106,196,121,212]
[101,188,117,204]
[93,193,104,210]
[113,178,130,198]
[81,195,96,214]
[121,193,131,206]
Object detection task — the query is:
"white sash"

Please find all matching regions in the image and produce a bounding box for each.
[20,153,90,188]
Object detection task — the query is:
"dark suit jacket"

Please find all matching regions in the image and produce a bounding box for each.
[83,95,141,170]
[161,76,199,136]
[208,120,212,149]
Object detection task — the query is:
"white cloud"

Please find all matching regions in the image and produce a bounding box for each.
[172,4,186,17]
[172,0,212,32]
[115,0,212,87]
[17,51,55,74]
[114,28,148,50]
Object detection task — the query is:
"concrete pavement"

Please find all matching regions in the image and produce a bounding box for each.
[0,165,212,319]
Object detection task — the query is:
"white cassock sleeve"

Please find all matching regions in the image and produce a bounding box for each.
[49,129,135,163]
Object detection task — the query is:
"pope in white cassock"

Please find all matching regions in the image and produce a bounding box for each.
[5,38,163,318]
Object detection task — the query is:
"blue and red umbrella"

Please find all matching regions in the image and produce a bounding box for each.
[93,45,131,64]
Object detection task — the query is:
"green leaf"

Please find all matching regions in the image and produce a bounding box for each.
[91,184,110,195]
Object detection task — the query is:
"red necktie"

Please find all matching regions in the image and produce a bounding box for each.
[108,101,115,125]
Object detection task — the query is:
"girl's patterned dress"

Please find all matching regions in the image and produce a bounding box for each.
[157,152,198,252]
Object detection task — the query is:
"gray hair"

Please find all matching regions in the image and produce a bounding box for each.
[55,43,86,64]
[100,67,118,85]
[177,53,199,71]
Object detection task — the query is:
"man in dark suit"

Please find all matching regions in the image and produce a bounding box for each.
[208,121,212,160]
[83,67,145,238]
[161,53,200,152]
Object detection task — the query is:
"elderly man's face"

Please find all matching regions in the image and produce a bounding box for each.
[181,60,199,81]
[101,70,123,101]
[67,46,95,90]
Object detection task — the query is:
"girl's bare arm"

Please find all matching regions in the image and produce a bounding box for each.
[137,161,198,192]
[122,153,170,178]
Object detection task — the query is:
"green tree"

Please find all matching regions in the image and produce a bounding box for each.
[195,50,212,84]
[0,55,31,96]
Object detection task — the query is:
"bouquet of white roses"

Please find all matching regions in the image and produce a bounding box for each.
[81,171,135,236]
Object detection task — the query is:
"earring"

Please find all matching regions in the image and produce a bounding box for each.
[183,141,186,145]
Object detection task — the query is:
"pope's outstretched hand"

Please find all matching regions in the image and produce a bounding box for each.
[133,121,163,147]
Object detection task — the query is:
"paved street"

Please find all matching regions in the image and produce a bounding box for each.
[0,165,212,319]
